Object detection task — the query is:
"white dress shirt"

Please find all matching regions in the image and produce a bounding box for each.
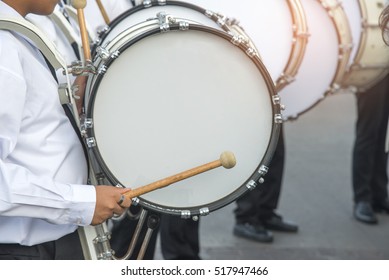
[0,2,96,246]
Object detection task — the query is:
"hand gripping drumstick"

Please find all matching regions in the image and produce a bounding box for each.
[71,0,91,62]
[123,151,236,199]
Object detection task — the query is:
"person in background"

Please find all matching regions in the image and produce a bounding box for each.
[0,0,131,260]
[351,4,389,224]
[233,128,298,243]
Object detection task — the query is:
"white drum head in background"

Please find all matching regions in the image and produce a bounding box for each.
[85,18,281,216]
[187,0,297,88]
[280,0,352,120]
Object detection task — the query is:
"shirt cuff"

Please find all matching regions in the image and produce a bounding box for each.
[68,184,96,226]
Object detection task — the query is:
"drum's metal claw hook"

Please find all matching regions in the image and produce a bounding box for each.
[66,60,97,76]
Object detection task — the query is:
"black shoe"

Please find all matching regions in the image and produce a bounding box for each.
[372,199,389,213]
[263,213,298,232]
[354,201,378,224]
[233,223,273,243]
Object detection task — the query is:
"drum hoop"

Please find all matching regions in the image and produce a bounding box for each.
[86,22,281,216]
[319,0,353,92]
[98,0,209,44]
[275,0,309,92]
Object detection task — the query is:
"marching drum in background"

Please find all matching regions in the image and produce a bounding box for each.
[84,12,282,217]
[279,0,352,120]
[184,0,309,92]
[341,0,389,92]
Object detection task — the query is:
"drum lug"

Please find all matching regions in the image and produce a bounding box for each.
[231,34,244,46]
[246,180,257,191]
[95,46,110,61]
[156,0,166,5]
[80,118,93,135]
[86,137,96,148]
[98,65,107,75]
[83,118,93,128]
[180,210,191,219]
[142,0,152,8]
[96,25,110,40]
[199,208,210,216]
[275,114,283,124]
[258,165,269,177]
[272,94,282,105]
[131,197,140,206]
[179,21,189,31]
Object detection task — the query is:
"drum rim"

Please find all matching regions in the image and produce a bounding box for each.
[97,0,209,46]
[86,22,282,217]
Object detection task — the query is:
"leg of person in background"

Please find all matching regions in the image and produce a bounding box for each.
[109,205,159,260]
[233,126,298,243]
[159,214,201,260]
[352,75,389,224]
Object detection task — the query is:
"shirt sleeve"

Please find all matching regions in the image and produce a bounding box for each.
[0,39,96,227]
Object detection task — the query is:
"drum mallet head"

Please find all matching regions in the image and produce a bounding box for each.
[220,151,236,169]
[71,0,87,9]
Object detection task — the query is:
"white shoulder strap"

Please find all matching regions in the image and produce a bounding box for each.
[0,16,67,70]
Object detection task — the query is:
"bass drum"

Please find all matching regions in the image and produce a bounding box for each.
[85,15,282,217]
[341,0,389,92]
[279,0,352,120]
[184,0,309,92]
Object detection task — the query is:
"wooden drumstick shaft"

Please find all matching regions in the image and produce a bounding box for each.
[124,151,236,199]
[95,0,110,24]
[72,0,91,61]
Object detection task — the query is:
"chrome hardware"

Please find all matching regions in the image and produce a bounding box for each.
[275,114,283,124]
[179,21,189,31]
[157,12,171,32]
[258,165,269,176]
[95,46,110,61]
[143,0,152,8]
[199,208,210,216]
[246,179,257,190]
[98,65,107,75]
[181,210,191,219]
[86,137,96,148]
[132,197,140,206]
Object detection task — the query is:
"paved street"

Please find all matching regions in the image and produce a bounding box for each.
[154,91,389,260]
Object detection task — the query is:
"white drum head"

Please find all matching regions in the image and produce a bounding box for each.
[87,22,280,216]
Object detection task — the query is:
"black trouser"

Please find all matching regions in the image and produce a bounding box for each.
[352,75,389,204]
[234,126,285,224]
[159,214,200,260]
[0,230,84,260]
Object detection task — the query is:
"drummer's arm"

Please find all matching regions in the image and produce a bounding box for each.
[72,75,87,115]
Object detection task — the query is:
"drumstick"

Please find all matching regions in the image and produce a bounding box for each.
[95,0,110,24]
[124,151,236,199]
[71,0,91,61]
